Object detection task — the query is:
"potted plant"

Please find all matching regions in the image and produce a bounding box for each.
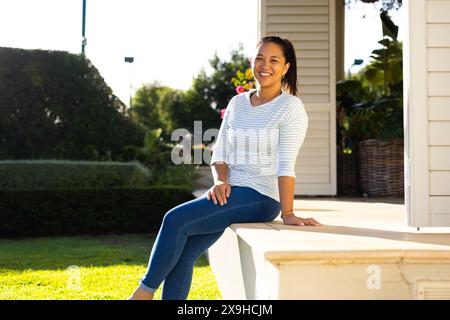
[336,79,369,196]
[337,11,404,197]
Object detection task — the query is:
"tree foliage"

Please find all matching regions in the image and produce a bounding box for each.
[0,47,143,161]
[191,43,251,114]
[336,11,403,152]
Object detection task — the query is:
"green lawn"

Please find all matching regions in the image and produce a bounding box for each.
[0,234,222,300]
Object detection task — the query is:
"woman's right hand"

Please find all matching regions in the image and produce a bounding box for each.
[206,180,231,206]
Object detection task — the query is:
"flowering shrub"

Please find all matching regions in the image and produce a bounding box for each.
[231,68,255,94]
[219,66,256,119]
[220,108,227,119]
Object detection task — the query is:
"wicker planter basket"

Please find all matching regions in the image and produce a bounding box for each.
[358,138,404,197]
[337,151,360,196]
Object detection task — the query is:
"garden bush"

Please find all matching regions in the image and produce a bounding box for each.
[0,46,144,161]
[0,160,151,190]
[0,186,194,238]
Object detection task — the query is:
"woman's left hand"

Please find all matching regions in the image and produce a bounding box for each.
[282,214,322,226]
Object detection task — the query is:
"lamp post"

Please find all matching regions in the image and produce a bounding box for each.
[124,57,134,108]
[81,0,87,55]
[347,59,364,79]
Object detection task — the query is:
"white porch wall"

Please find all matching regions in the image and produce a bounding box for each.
[258,0,337,196]
[405,0,450,227]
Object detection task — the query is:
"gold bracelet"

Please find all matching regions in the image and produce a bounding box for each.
[281,210,294,218]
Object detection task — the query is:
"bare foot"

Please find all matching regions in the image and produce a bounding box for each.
[127,287,154,300]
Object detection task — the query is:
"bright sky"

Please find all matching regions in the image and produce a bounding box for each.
[0,0,404,106]
[345,0,405,75]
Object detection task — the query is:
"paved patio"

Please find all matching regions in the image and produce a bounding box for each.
[290,195,450,235]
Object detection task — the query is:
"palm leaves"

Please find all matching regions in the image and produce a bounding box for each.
[336,11,403,152]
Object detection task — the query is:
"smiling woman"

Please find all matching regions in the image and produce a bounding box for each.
[251,36,298,98]
[127,36,320,301]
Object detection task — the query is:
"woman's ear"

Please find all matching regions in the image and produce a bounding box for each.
[283,62,290,76]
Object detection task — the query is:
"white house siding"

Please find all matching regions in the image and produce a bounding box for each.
[257,0,336,196]
[427,0,450,226]
[406,0,450,227]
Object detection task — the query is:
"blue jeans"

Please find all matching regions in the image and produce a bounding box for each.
[139,186,280,300]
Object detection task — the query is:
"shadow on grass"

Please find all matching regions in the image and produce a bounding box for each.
[0,233,210,271]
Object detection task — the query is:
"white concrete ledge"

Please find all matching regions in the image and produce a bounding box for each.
[207,198,450,299]
[232,221,450,264]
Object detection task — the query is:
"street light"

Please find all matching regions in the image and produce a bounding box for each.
[124,57,134,108]
[347,59,364,79]
[81,0,87,55]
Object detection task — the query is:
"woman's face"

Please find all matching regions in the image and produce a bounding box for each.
[251,41,290,91]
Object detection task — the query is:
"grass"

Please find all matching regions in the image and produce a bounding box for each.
[0,234,222,300]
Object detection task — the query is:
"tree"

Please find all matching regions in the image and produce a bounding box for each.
[0,47,143,161]
[346,0,402,12]
[131,82,181,135]
[128,44,253,171]
[191,43,250,114]
[131,82,219,139]
[172,88,220,134]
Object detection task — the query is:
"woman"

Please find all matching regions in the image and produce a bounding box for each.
[128,36,322,300]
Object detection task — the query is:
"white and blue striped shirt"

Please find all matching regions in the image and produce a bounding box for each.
[210,88,308,202]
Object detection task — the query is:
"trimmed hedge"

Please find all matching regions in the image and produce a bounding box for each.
[0,186,195,238]
[0,46,144,161]
[0,160,150,190]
